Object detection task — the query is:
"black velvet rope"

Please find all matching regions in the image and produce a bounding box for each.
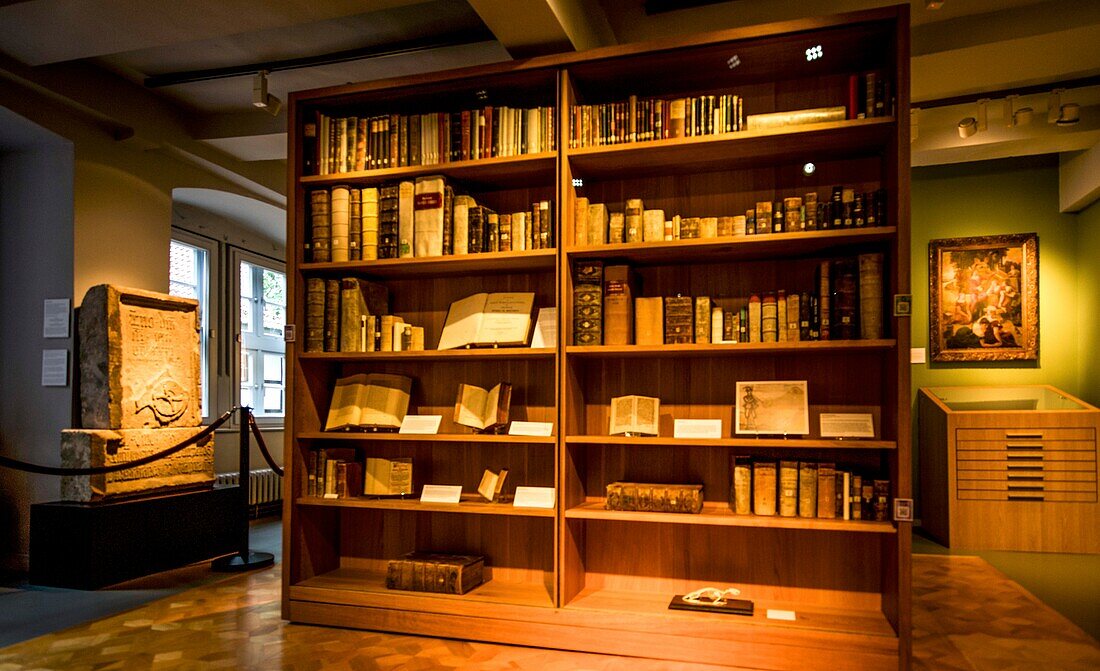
[0,408,238,477]
[247,413,284,477]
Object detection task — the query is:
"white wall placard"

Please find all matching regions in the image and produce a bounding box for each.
[673,419,723,439]
[399,414,442,434]
[43,298,70,338]
[420,484,462,504]
[508,421,554,437]
[513,486,556,509]
[41,349,69,386]
[819,413,875,438]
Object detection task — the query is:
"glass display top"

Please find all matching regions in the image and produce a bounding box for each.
[924,386,1090,411]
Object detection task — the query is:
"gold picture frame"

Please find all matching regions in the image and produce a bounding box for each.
[929,233,1038,362]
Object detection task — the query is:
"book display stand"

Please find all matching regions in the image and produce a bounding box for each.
[285,6,911,669]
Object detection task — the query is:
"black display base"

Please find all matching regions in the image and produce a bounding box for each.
[212,550,274,572]
[30,485,238,589]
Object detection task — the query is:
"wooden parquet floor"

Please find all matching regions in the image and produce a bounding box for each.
[0,554,1096,670]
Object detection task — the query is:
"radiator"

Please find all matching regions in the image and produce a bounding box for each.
[216,468,283,506]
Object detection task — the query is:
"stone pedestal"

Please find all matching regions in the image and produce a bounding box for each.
[60,426,214,502]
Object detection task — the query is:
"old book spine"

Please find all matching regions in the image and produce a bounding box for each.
[539,200,552,249]
[603,265,634,346]
[588,203,608,245]
[723,310,734,342]
[310,190,331,262]
[348,189,362,261]
[379,185,399,259]
[663,295,693,344]
[572,260,603,345]
[754,202,771,236]
[361,187,379,260]
[779,460,798,517]
[694,296,711,344]
[762,292,778,342]
[753,461,777,516]
[874,479,890,521]
[608,211,625,244]
[642,208,664,242]
[323,279,340,352]
[711,306,723,343]
[634,297,663,346]
[700,216,718,239]
[574,196,590,247]
[330,185,350,262]
[339,278,364,352]
[831,257,858,340]
[489,213,501,252]
[467,205,484,254]
[732,456,752,514]
[836,470,848,519]
[859,253,884,339]
[748,294,761,343]
[816,462,836,518]
[851,474,863,520]
[511,211,525,251]
[525,205,535,250]
[772,200,784,234]
[798,462,817,517]
[817,260,831,340]
[398,180,415,257]
[786,292,801,342]
[784,196,803,232]
[799,291,812,340]
[305,278,325,353]
[718,216,735,237]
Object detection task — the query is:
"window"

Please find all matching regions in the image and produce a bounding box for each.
[168,234,216,419]
[236,252,286,421]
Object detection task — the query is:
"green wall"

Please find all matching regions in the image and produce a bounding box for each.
[1077,198,1100,407]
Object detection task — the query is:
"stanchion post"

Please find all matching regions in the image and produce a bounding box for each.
[212,406,275,572]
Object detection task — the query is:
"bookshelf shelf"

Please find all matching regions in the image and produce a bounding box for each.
[300,248,557,278]
[291,567,554,609]
[298,347,555,362]
[566,117,894,179]
[296,496,555,518]
[566,340,896,358]
[564,499,896,533]
[298,432,556,444]
[565,436,896,450]
[564,227,897,266]
[300,152,557,190]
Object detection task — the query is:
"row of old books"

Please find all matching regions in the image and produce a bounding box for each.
[308,178,554,262]
[569,94,745,148]
[307,106,555,176]
[571,256,884,346]
[570,189,885,248]
[304,277,426,353]
[732,458,890,521]
[605,482,703,514]
[306,449,413,498]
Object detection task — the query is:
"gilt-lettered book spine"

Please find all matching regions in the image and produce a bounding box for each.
[817,260,831,340]
[603,265,634,345]
[663,295,693,344]
[362,187,379,260]
[468,205,484,254]
[572,260,603,345]
[305,277,325,352]
[778,460,798,517]
[349,189,362,261]
[816,462,836,518]
[323,279,340,352]
[379,185,399,259]
[859,253,884,339]
[310,190,331,262]
[831,258,858,340]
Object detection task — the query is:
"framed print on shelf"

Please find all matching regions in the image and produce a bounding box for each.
[929,233,1038,362]
[735,381,809,436]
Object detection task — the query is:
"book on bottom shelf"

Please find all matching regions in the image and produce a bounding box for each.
[605,482,703,514]
[385,552,485,595]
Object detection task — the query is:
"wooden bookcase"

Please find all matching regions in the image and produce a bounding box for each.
[283,6,911,669]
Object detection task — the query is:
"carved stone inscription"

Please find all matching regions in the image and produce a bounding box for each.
[60,427,214,502]
[79,285,201,430]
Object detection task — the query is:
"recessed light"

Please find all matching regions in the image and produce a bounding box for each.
[572,178,584,188]
[805,45,823,62]
[802,162,816,176]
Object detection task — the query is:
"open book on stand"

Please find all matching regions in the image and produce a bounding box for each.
[325,373,412,431]
[454,382,512,433]
[437,292,534,349]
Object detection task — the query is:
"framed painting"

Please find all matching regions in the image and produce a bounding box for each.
[929,233,1038,362]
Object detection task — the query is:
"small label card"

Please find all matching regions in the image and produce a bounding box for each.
[43,298,71,338]
[399,414,442,434]
[420,484,462,504]
[766,609,796,621]
[41,349,69,386]
[819,413,875,438]
[513,486,556,509]
[530,307,557,348]
[673,419,723,439]
[508,421,554,437]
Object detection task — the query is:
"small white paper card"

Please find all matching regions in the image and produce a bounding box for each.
[508,421,554,437]
[43,298,70,338]
[819,413,875,438]
[399,414,442,434]
[766,609,796,621]
[41,349,69,386]
[530,307,557,348]
[420,484,462,504]
[513,486,556,509]
[673,419,722,439]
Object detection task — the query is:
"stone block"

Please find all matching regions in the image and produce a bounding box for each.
[79,284,201,429]
[60,427,214,502]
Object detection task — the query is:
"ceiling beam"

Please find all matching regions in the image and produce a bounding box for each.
[1060,143,1100,213]
[466,0,615,58]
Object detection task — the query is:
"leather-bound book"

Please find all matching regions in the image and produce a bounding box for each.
[603,265,635,345]
[310,189,331,262]
[634,297,663,346]
[663,295,693,344]
[572,260,603,345]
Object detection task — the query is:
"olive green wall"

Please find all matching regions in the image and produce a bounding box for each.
[1077,198,1100,408]
[910,155,1093,512]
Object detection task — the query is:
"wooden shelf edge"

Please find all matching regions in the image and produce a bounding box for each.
[297,432,556,444]
[298,248,557,277]
[566,340,896,357]
[299,152,557,185]
[297,347,556,362]
[565,227,896,259]
[565,436,896,449]
[564,501,896,533]
[296,496,556,518]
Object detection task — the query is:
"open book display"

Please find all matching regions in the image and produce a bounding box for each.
[609,395,660,436]
[437,292,535,349]
[325,373,413,431]
[454,382,512,433]
[477,468,509,502]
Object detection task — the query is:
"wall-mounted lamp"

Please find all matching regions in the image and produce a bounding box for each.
[957,116,977,138]
[252,70,282,116]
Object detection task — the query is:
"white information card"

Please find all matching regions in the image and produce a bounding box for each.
[42,298,70,339]
[819,413,875,438]
[673,419,723,439]
[399,414,442,434]
[420,484,463,504]
[508,421,554,437]
[513,486,556,509]
[41,349,69,387]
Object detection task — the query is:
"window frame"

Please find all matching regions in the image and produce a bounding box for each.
[169,228,219,423]
[231,247,287,428]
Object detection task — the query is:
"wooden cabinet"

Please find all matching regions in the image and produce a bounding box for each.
[918,385,1099,553]
[284,5,911,669]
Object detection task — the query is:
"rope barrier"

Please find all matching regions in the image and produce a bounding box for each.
[0,407,280,478]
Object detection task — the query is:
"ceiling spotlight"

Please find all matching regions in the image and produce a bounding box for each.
[1014,107,1033,126]
[252,70,282,116]
[572,178,584,187]
[957,117,977,139]
[802,162,816,176]
[1056,103,1080,126]
[805,45,823,62]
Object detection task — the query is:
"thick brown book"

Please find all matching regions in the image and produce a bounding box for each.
[817,462,836,518]
[608,211,625,244]
[634,297,663,346]
[694,296,711,344]
[731,456,752,515]
[798,462,817,518]
[348,188,361,261]
[663,295,693,344]
[603,265,635,345]
[605,482,703,514]
[831,258,858,340]
[385,552,485,595]
[339,278,390,352]
[305,277,325,353]
[379,185,399,259]
[859,253,884,339]
[362,187,379,260]
[851,474,863,520]
[778,460,798,517]
[624,198,643,243]
[310,190,331,262]
[817,260,831,340]
[323,279,340,352]
[330,185,350,262]
[587,203,608,245]
[574,196,590,246]
[753,461,777,516]
[787,292,801,342]
[874,479,890,521]
[334,461,363,499]
[572,260,603,345]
